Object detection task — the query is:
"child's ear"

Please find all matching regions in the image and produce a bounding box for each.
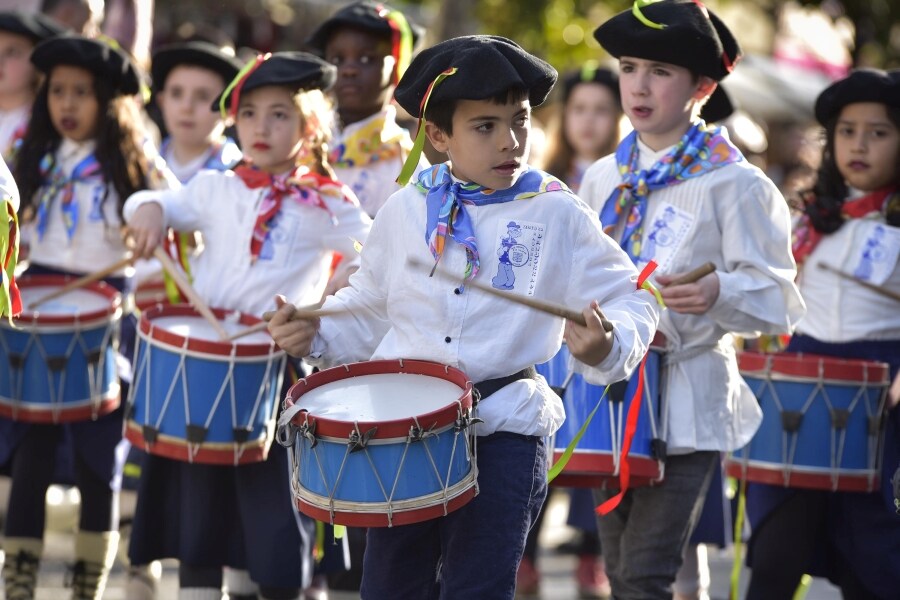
[693,77,718,102]
[425,121,450,153]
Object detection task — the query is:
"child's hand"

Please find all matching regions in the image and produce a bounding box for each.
[564,300,614,366]
[656,270,720,314]
[124,203,165,258]
[267,295,320,357]
[889,370,900,409]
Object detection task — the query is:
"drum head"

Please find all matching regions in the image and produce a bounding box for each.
[19,286,110,316]
[152,315,272,344]
[298,373,465,422]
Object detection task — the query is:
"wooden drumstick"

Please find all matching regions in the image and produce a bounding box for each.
[409,256,613,332]
[665,261,716,287]
[152,247,229,340]
[817,262,900,303]
[28,254,134,310]
[260,305,348,323]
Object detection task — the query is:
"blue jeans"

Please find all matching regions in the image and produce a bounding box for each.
[361,432,547,600]
[594,450,718,600]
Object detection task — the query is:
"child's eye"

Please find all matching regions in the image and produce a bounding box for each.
[475,122,494,133]
[239,108,253,118]
[515,115,529,127]
[327,56,342,66]
[620,63,634,73]
[652,68,670,76]
[359,55,373,65]
[837,126,854,137]
[274,111,288,120]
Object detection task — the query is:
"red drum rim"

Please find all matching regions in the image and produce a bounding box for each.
[724,459,879,493]
[738,351,890,384]
[0,395,119,424]
[295,485,477,528]
[124,421,271,465]
[286,359,474,439]
[13,274,121,325]
[551,450,663,487]
[139,304,277,357]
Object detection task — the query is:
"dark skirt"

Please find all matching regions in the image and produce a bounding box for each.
[746,335,900,596]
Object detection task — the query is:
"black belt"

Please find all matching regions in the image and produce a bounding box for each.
[473,366,537,402]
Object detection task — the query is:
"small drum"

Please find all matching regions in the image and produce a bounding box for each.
[539,345,664,487]
[0,274,122,423]
[279,360,478,527]
[125,304,285,465]
[725,351,889,492]
[133,278,170,312]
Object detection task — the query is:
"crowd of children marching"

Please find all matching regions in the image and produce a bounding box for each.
[0,1,898,600]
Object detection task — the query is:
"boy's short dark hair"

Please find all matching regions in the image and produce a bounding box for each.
[425,86,529,135]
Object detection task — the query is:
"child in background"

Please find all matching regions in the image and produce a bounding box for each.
[745,68,900,600]
[123,51,372,600]
[579,1,805,597]
[519,65,623,600]
[306,0,428,217]
[0,11,64,161]
[2,34,174,600]
[267,35,660,599]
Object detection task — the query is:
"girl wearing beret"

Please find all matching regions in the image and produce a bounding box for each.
[1,34,176,600]
[745,68,900,600]
[0,11,64,161]
[124,52,371,600]
[580,1,805,597]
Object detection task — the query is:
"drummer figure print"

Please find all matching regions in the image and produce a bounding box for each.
[491,219,545,295]
[492,220,524,290]
[853,223,888,281]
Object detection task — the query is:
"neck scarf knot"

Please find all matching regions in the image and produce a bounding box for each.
[418,163,570,280]
[234,163,345,261]
[599,121,743,262]
[36,152,103,241]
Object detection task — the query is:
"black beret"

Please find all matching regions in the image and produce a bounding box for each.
[699,85,733,123]
[31,35,140,96]
[814,68,900,126]
[305,1,424,53]
[0,11,65,43]
[562,65,619,105]
[151,42,242,92]
[393,35,557,118]
[214,52,337,114]
[593,0,741,81]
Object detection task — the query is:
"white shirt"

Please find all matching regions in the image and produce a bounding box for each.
[0,155,18,211]
[332,106,428,218]
[27,138,177,276]
[579,136,806,453]
[0,104,28,161]
[307,177,661,437]
[796,211,900,342]
[124,169,373,315]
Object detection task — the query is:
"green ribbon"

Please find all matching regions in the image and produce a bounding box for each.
[1,197,18,324]
[632,0,667,30]
[547,384,610,483]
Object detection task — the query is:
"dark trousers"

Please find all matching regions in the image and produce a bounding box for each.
[360,432,547,600]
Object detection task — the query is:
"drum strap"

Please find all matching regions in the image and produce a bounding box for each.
[474,366,537,402]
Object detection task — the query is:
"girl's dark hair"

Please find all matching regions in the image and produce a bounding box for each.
[15,68,150,222]
[425,87,529,135]
[802,104,900,233]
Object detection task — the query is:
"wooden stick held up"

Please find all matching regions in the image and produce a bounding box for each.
[666,262,716,287]
[28,254,134,310]
[261,306,348,323]
[409,257,614,332]
[817,262,900,303]
[152,247,230,340]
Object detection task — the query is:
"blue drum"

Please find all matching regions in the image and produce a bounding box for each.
[278,360,478,527]
[539,345,664,487]
[0,274,121,423]
[726,351,889,492]
[125,304,285,465]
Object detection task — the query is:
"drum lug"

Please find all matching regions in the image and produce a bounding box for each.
[454,413,483,433]
[348,427,377,453]
[408,424,437,443]
[46,356,67,372]
[868,415,883,436]
[142,425,159,444]
[830,409,850,430]
[232,427,253,444]
[7,353,24,370]
[650,438,667,461]
[300,421,318,449]
[780,411,804,433]
[186,424,209,444]
[86,349,103,365]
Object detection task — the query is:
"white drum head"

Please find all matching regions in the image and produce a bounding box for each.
[298,373,464,422]
[152,315,272,344]
[20,286,111,316]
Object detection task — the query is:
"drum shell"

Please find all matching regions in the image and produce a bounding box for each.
[0,274,122,423]
[725,351,889,492]
[540,346,664,487]
[125,304,285,465]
